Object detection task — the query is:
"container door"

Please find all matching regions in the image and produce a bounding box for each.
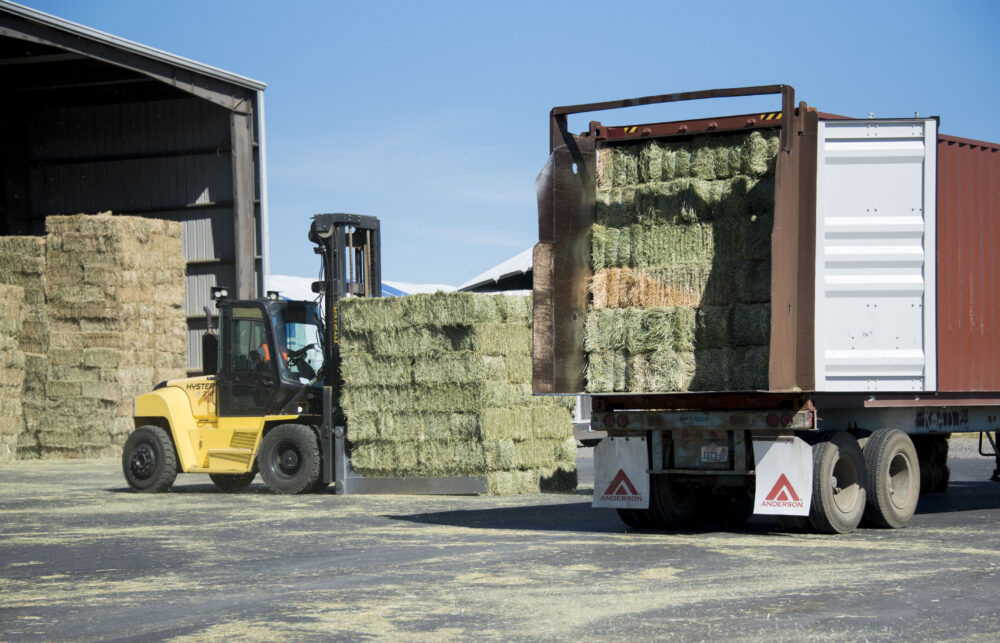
[814,118,937,392]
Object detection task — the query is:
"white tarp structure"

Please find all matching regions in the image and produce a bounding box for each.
[459,247,532,292]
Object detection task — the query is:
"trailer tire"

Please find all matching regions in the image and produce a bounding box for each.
[258,424,321,495]
[862,429,920,529]
[210,472,256,493]
[616,508,653,529]
[808,432,866,534]
[122,425,178,493]
[649,475,700,529]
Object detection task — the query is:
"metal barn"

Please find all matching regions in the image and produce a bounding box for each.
[0,1,268,370]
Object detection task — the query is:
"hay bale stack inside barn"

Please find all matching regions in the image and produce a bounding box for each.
[0,285,25,462]
[40,214,187,458]
[585,130,779,393]
[0,237,49,458]
[340,292,576,494]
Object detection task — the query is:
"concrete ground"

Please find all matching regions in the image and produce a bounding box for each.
[1,437,998,641]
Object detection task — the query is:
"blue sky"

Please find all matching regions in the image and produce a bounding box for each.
[22,0,1000,287]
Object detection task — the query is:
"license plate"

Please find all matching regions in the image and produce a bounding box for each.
[701,445,729,463]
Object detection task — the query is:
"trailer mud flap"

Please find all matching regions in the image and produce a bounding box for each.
[753,437,812,516]
[593,436,649,509]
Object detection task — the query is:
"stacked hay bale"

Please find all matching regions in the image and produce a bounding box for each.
[0,236,50,458]
[41,214,187,458]
[585,130,779,393]
[340,292,576,494]
[0,285,25,462]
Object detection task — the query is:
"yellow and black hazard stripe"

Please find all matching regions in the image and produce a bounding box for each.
[623,126,638,134]
[759,112,783,121]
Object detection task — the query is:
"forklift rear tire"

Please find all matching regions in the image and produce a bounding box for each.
[122,425,177,493]
[258,424,321,494]
[210,472,256,493]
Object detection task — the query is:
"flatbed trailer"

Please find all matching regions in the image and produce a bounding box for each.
[532,85,1000,533]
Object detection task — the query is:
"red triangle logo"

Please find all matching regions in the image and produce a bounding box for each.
[765,473,800,502]
[604,469,638,496]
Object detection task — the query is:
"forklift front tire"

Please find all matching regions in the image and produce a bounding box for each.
[258,424,321,494]
[123,425,178,493]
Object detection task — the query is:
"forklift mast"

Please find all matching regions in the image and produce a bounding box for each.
[308,213,382,394]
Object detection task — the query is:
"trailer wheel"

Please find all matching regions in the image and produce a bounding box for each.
[122,425,178,493]
[862,429,920,528]
[258,424,321,495]
[649,475,700,529]
[809,432,866,534]
[210,472,256,493]
[616,508,653,529]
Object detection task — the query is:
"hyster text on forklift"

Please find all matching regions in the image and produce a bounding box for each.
[533,85,1000,534]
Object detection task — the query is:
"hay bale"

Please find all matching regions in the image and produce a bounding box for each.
[340,292,575,493]
[0,237,49,354]
[486,466,578,495]
[0,285,25,462]
[587,130,778,393]
[32,213,187,458]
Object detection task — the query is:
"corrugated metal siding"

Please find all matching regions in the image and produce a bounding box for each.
[30,100,229,156]
[23,97,252,371]
[936,135,1000,392]
[185,263,235,367]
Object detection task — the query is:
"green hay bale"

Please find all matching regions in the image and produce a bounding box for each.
[742,130,779,177]
[485,466,578,495]
[412,352,532,386]
[730,303,771,347]
[343,326,461,358]
[479,406,572,441]
[610,144,639,187]
[585,351,628,393]
[695,306,731,349]
[470,323,531,356]
[638,140,663,183]
[592,218,768,272]
[348,412,480,443]
[483,438,575,471]
[691,139,718,180]
[584,307,696,354]
[670,140,692,178]
[344,320,530,359]
[486,470,539,495]
[586,345,769,394]
[341,381,533,415]
[340,354,413,386]
[628,349,693,392]
[341,292,533,333]
[689,349,729,391]
[727,346,770,391]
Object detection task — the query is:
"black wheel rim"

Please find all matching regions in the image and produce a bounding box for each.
[274,441,301,479]
[130,443,156,480]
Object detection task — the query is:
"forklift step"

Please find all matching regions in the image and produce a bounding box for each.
[207,448,254,468]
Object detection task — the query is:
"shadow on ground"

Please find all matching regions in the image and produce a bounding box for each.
[914,480,1000,515]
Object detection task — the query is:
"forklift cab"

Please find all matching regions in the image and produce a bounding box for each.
[212,297,324,417]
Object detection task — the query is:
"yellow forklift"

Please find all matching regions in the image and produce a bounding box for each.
[122,214,485,495]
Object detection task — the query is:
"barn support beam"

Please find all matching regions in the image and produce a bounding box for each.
[231,109,256,299]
